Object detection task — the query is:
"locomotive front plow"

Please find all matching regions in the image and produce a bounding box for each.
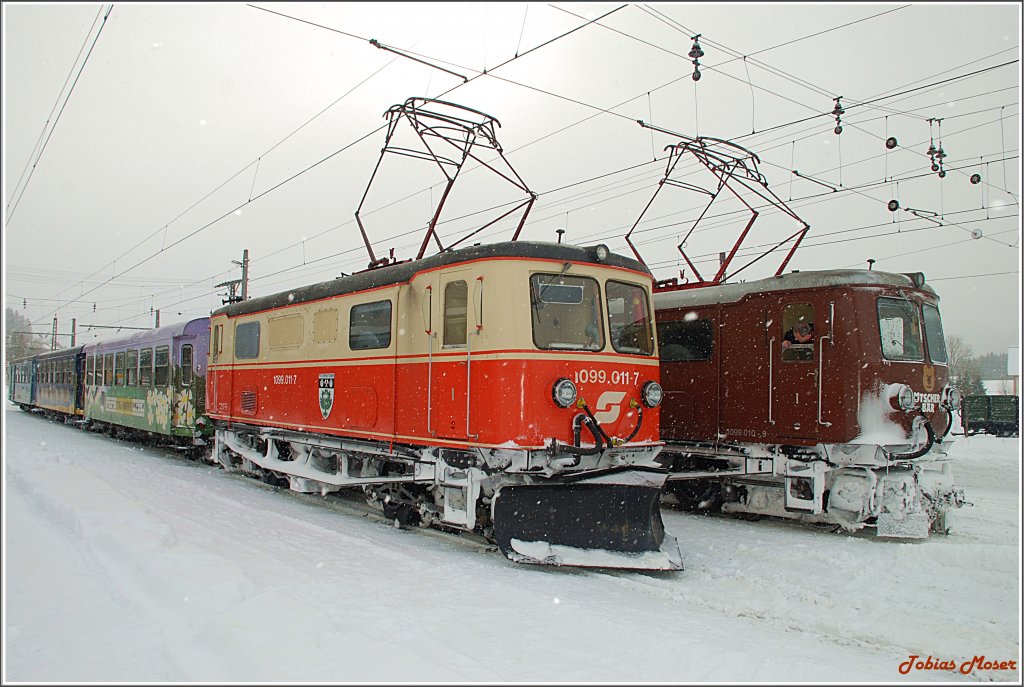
[491,467,683,570]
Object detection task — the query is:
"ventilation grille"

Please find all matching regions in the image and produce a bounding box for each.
[240,389,257,415]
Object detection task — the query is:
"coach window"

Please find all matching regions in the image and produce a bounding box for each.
[658,318,713,361]
[115,352,126,386]
[443,281,468,348]
[126,350,139,386]
[103,353,114,386]
[350,300,392,350]
[155,346,170,387]
[85,356,93,386]
[782,304,816,362]
[530,274,604,351]
[235,322,260,360]
[139,348,153,387]
[922,304,948,364]
[181,345,193,385]
[878,298,924,362]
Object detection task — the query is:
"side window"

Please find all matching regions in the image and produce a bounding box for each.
[86,356,94,386]
[139,349,153,387]
[103,354,114,386]
[212,324,223,363]
[782,304,815,362]
[878,298,923,361]
[235,322,260,360]
[115,352,126,386]
[443,281,468,348]
[658,318,713,361]
[350,300,392,351]
[181,345,193,385]
[155,346,170,387]
[126,350,138,387]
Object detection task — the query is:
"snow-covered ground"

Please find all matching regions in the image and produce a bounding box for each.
[3,402,1020,682]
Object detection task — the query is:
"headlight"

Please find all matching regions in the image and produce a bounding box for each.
[943,386,962,410]
[641,380,663,408]
[896,384,916,411]
[593,244,610,263]
[552,378,578,408]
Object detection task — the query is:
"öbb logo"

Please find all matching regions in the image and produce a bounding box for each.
[592,391,627,424]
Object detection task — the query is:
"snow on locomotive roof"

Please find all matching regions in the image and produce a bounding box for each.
[653,269,936,309]
[216,241,649,318]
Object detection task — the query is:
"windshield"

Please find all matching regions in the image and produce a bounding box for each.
[606,280,655,355]
[922,303,948,364]
[530,274,603,351]
[878,297,924,362]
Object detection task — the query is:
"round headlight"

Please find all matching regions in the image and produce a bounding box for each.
[944,386,962,410]
[642,380,663,408]
[897,384,916,411]
[552,378,578,408]
[594,244,610,262]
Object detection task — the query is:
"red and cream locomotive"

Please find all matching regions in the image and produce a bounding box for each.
[206,241,681,569]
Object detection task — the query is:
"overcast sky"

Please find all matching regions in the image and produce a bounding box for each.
[2,2,1020,356]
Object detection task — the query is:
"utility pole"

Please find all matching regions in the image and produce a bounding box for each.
[232,249,250,300]
[155,309,161,328]
[71,318,76,347]
[51,317,58,350]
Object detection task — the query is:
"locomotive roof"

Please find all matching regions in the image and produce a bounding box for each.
[215,241,650,318]
[653,269,937,309]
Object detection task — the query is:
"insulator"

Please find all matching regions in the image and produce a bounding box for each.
[970,173,982,184]
[885,137,898,149]
[888,199,900,211]
[926,144,937,156]
[689,45,704,59]
[692,68,702,81]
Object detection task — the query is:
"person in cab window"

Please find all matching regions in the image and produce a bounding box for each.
[782,321,814,349]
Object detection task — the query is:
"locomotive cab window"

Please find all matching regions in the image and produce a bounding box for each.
[922,304,948,364]
[530,273,603,351]
[878,297,924,361]
[658,317,713,361]
[350,300,392,350]
[607,281,654,355]
[782,304,815,362]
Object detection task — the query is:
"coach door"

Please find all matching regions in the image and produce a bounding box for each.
[773,301,821,440]
[429,271,472,440]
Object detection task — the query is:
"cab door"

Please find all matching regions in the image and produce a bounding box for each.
[431,271,470,439]
[773,301,821,440]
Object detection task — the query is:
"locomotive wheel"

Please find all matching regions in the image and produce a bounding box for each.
[664,480,723,513]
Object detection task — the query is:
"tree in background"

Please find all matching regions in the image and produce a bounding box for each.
[946,335,974,387]
[5,308,49,362]
[959,358,986,396]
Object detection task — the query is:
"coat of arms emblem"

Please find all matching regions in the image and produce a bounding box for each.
[318,373,335,419]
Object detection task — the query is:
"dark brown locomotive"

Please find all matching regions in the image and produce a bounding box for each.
[653,268,965,538]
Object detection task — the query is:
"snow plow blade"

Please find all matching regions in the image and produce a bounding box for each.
[491,467,683,570]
